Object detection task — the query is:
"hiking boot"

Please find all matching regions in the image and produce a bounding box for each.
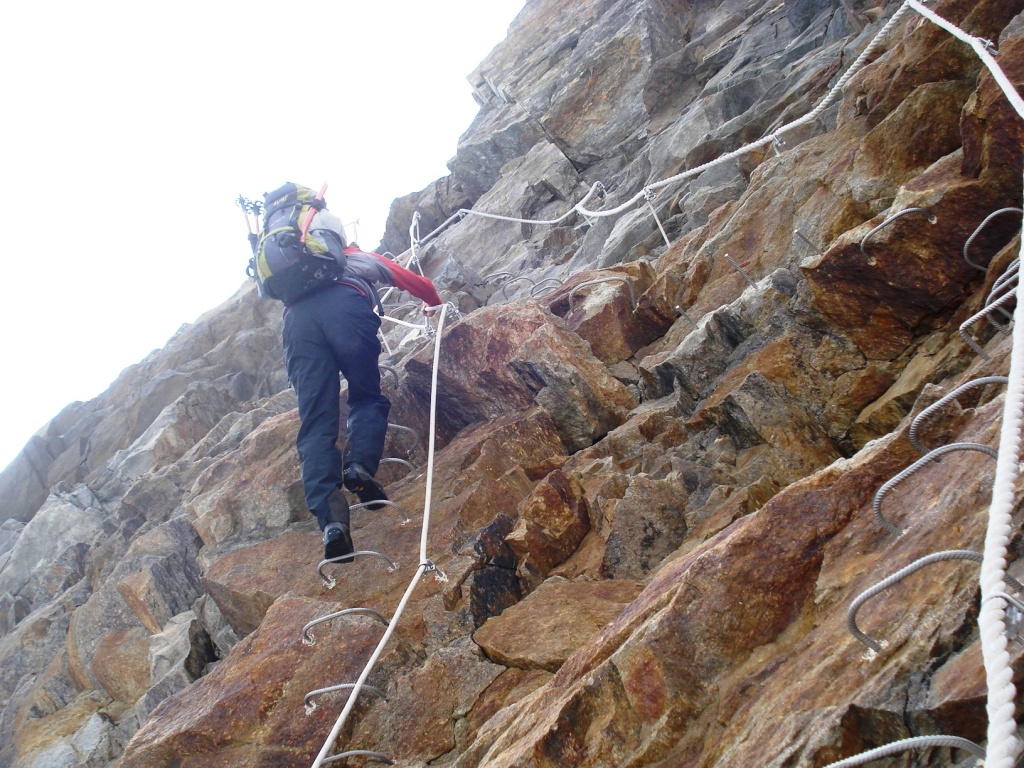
[343,463,388,510]
[323,523,354,562]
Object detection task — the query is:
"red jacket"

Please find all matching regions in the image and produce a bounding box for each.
[342,246,443,307]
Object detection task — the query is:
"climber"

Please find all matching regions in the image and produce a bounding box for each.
[271,189,443,563]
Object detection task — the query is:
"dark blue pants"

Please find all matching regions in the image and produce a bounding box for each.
[282,284,391,530]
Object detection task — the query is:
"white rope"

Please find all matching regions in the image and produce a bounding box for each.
[309,305,450,768]
[907,0,1024,120]
[976,187,1024,768]
[419,304,448,563]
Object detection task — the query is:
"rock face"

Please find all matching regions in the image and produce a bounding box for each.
[3,0,1024,766]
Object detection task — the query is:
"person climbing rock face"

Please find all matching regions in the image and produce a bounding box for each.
[247,182,442,562]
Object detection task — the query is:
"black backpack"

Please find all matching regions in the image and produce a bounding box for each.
[246,183,348,305]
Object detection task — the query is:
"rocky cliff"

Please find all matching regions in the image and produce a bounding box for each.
[2,0,1024,766]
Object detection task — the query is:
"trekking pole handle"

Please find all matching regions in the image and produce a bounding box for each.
[299,183,328,244]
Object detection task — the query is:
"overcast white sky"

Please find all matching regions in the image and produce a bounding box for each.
[0,0,524,471]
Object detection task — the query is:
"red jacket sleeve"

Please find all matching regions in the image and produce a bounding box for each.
[371,253,443,307]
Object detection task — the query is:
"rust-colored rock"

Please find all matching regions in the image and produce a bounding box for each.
[505,470,589,579]
[474,578,644,673]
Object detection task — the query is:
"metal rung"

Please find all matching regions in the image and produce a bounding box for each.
[531,277,563,297]
[483,270,513,282]
[848,550,1024,652]
[959,285,1017,359]
[793,228,822,257]
[724,253,757,288]
[304,683,386,714]
[983,260,1020,328]
[501,275,536,300]
[319,552,398,588]
[379,457,416,474]
[963,207,1022,271]
[386,423,420,457]
[302,608,390,645]
[379,364,398,385]
[349,499,412,525]
[824,735,984,768]
[909,376,1008,454]
[873,442,998,535]
[860,207,936,257]
[322,750,394,766]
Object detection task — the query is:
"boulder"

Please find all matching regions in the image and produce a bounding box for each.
[474,577,644,673]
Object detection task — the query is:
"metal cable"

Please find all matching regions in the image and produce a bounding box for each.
[873,443,998,535]
[296,3,1024,763]
[909,377,1009,454]
[848,18,1024,761]
[575,2,918,220]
